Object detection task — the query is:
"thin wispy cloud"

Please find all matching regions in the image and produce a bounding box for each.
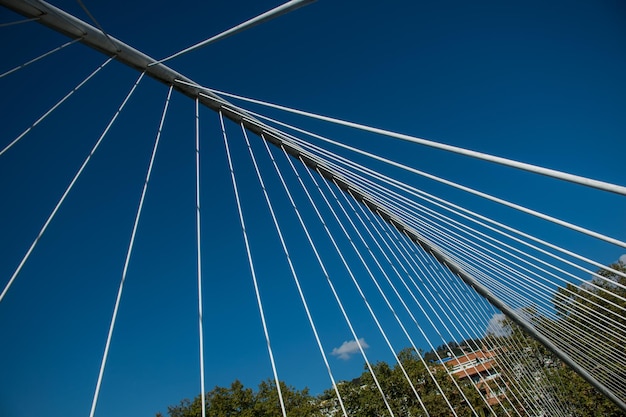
[485,313,510,337]
[331,338,369,360]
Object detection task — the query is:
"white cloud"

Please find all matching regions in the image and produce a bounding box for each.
[619,254,626,264]
[485,313,510,337]
[331,338,369,360]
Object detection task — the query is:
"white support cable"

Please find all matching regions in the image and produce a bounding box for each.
[443,249,626,354]
[472,296,574,416]
[2,3,620,410]
[350,198,503,416]
[474,308,568,416]
[376,204,538,311]
[458,306,561,416]
[240,127,351,416]
[452,265,626,380]
[505,345,571,417]
[538,351,580,417]
[549,284,626,334]
[294,160,402,412]
[150,0,315,65]
[431,275,529,417]
[320,171,560,324]
[280,157,430,415]
[539,334,626,377]
[294,139,626,296]
[442,268,577,417]
[459,265,561,325]
[303,159,466,417]
[284,149,435,417]
[366,208,616,348]
[0,68,139,304]
[286,151,624,310]
[422,254,576,374]
[345,187,511,416]
[420,280,525,417]
[220,117,287,417]
[388,226,546,417]
[448,247,569,386]
[367,208,489,344]
[393,227,485,349]
[375,200,520,408]
[140,84,626,316]
[301,174,401,416]
[522,317,626,379]
[416,236,555,313]
[433,238,626,352]
[371,194,626,340]
[375,195,626,317]
[364,210,572,336]
[428,228,626,346]
[288,151,437,417]
[194,98,207,417]
[275,160,372,417]
[497,330,573,417]
[0,16,39,27]
[523,314,625,368]
[365,183,626,322]
[500,333,569,416]
[88,76,164,417]
[259,137,348,416]
[238,108,626,285]
[0,56,114,157]
[203,87,626,196]
[320,174,477,416]
[227,105,626,296]
[450,258,556,318]
[417,252,572,416]
[373,218,499,416]
[364,190,561,294]
[433,260,568,417]
[420,263,523,417]
[428,254,540,315]
[311,167,626,305]
[372,211,523,416]
[3,27,620,412]
[275,121,626,249]
[0,37,82,78]
[303,163,432,417]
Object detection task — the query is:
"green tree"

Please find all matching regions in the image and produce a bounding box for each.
[549,260,626,416]
[493,261,626,416]
[254,379,321,417]
[323,347,504,417]
[159,264,626,417]
[158,379,320,417]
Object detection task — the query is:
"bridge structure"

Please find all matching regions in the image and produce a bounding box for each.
[1,1,625,416]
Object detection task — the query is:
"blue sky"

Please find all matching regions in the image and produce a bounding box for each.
[1,1,625,416]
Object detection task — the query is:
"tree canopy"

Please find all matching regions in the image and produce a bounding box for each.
[158,261,626,417]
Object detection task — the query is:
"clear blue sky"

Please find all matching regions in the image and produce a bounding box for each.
[0,1,625,416]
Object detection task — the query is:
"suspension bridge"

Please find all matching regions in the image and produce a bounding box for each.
[1,1,625,416]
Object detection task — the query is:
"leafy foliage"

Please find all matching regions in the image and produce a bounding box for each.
[493,261,626,417]
[548,260,626,416]
[158,379,321,417]
[158,262,626,417]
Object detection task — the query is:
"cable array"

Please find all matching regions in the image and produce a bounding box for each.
[2,2,625,415]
